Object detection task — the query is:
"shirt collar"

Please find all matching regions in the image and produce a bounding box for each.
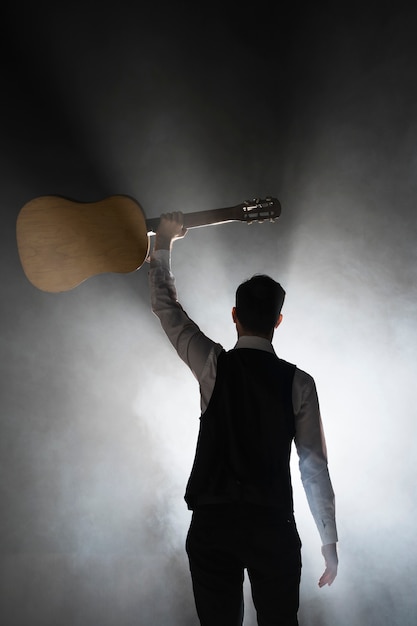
[234,335,276,354]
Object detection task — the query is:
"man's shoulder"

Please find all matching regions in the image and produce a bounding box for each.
[292,365,316,392]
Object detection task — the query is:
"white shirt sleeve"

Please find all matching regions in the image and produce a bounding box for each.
[149,249,223,411]
[293,368,338,545]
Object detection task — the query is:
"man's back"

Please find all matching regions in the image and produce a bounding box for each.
[185,348,297,512]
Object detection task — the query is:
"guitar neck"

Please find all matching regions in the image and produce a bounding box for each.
[146,199,281,234]
[146,206,241,234]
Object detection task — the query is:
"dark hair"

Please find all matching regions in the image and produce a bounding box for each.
[235,274,285,335]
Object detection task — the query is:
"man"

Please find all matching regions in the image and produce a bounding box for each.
[149,212,338,626]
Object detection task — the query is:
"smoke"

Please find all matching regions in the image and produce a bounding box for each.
[2,2,417,625]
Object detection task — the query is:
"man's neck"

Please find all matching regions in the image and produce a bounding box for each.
[238,331,274,342]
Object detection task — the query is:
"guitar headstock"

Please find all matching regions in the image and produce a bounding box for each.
[240,197,281,224]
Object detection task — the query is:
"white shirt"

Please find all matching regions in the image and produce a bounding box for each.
[149,249,338,545]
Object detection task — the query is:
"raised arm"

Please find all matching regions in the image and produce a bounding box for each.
[149,212,223,410]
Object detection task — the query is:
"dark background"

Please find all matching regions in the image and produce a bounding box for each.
[2,2,417,624]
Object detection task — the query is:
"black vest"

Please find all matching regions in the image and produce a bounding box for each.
[185,348,296,513]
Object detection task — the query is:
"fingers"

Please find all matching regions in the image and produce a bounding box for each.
[318,565,337,587]
[158,211,187,238]
[160,211,183,222]
[154,211,187,250]
[318,543,338,588]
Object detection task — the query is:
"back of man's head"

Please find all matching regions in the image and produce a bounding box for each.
[235,274,285,336]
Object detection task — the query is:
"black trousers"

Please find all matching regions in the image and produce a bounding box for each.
[186,503,302,626]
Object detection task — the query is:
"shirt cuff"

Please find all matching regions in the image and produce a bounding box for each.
[150,248,170,266]
[320,523,338,546]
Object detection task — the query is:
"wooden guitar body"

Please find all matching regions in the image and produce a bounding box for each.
[16,195,149,292]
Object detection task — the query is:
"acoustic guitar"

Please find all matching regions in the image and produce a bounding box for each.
[16,195,281,293]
